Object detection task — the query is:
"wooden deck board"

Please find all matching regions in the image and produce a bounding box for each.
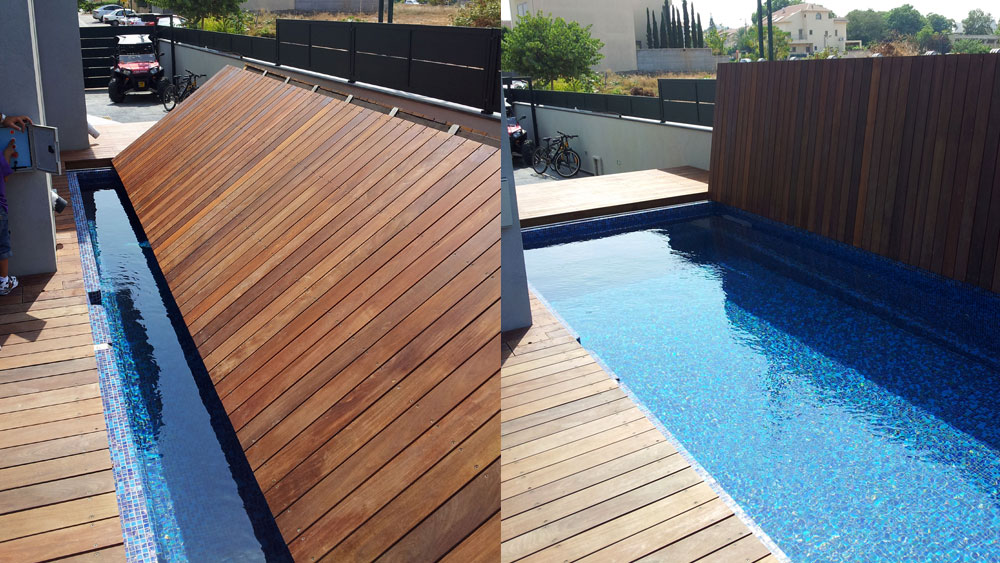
[516,167,709,228]
[113,67,501,561]
[61,121,157,170]
[501,297,775,563]
[0,174,125,561]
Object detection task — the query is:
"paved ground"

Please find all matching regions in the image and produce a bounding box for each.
[86,91,168,123]
[78,10,105,27]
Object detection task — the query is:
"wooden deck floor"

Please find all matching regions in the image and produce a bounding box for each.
[0,175,125,561]
[516,167,709,228]
[62,121,157,170]
[501,296,778,563]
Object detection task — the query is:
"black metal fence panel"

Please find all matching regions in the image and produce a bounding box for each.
[80,26,155,89]
[82,20,501,112]
[505,78,716,127]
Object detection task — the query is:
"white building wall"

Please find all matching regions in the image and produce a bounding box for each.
[774,6,848,53]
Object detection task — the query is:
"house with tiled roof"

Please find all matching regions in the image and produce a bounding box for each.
[772,3,848,54]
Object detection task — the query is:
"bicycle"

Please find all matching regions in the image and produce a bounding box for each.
[162,69,206,112]
[531,131,582,178]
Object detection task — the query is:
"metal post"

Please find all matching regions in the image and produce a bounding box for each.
[387,0,394,23]
[378,0,384,23]
[767,0,774,61]
[658,79,665,123]
[170,15,176,80]
[694,82,701,124]
[528,78,539,147]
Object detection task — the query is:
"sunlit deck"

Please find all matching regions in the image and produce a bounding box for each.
[516,166,709,228]
[501,296,778,562]
[0,174,124,561]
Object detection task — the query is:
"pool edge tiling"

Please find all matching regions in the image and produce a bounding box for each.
[500,296,782,562]
[68,171,158,563]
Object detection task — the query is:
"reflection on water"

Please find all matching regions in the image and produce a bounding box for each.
[526,214,1000,562]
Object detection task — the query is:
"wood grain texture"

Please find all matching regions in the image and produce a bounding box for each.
[709,55,1000,293]
[0,175,124,562]
[501,297,775,563]
[113,67,500,561]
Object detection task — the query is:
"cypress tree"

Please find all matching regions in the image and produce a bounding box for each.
[682,0,691,48]
[652,12,659,48]
[646,8,653,48]
[697,13,704,47]
[674,8,683,47]
[663,1,672,47]
[659,8,668,47]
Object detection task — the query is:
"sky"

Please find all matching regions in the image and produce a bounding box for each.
[500,1,997,32]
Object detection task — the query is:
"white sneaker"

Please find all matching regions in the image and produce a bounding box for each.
[0,276,18,295]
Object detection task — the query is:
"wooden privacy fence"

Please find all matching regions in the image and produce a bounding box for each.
[114,67,500,561]
[505,78,715,127]
[709,55,1000,293]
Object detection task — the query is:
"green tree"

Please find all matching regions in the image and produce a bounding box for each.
[961,9,994,34]
[452,0,500,27]
[696,13,704,47]
[652,12,660,47]
[951,37,990,52]
[886,4,925,36]
[737,25,791,58]
[926,13,955,33]
[646,8,653,48]
[664,3,674,47]
[660,8,668,46]
[846,9,887,45]
[156,0,241,28]
[916,24,950,51]
[501,12,604,88]
[682,0,691,47]
[705,26,725,54]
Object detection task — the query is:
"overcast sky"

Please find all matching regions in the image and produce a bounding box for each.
[501,1,997,32]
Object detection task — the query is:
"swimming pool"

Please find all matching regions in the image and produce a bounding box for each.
[71,170,289,561]
[524,203,1000,562]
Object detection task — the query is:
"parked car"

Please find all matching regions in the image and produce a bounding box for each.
[108,34,166,103]
[157,15,187,27]
[105,9,138,26]
[92,4,122,21]
[130,13,162,27]
[787,53,807,60]
[404,0,420,4]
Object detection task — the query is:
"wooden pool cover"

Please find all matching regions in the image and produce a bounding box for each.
[114,66,500,561]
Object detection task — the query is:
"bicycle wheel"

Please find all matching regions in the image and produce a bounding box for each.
[554,149,582,178]
[531,146,549,174]
[162,84,178,112]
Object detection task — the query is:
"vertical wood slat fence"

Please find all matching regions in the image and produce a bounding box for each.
[709,55,1000,293]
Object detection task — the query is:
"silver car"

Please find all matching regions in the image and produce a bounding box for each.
[92,4,123,21]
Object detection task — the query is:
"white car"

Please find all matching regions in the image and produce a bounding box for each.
[105,9,138,26]
[157,15,187,27]
[92,5,123,21]
[404,0,420,4]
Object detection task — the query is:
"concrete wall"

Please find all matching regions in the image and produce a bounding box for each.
[508,0,640,71]
[0,0,62,275]
[637,48,728,73]
[500,87,531,333]
[36,0,89,151]
[160,41,239,82]
[512,102,712,174]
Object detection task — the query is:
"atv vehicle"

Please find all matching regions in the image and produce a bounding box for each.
[108,34,166,103]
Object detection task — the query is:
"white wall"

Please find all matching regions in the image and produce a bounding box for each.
[513,102,712,174]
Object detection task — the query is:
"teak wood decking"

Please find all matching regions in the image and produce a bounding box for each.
[516,167,709,228]
[501,297,778,563]
[0,175,124,561]
[113,66,500,561]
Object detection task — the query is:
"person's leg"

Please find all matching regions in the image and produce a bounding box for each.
[0,209,14,295]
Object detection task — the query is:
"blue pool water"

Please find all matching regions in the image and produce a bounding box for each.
[524,204,1000,562]
[78,173,289,562]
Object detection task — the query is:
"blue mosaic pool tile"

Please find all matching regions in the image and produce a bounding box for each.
[68,172,159,563]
